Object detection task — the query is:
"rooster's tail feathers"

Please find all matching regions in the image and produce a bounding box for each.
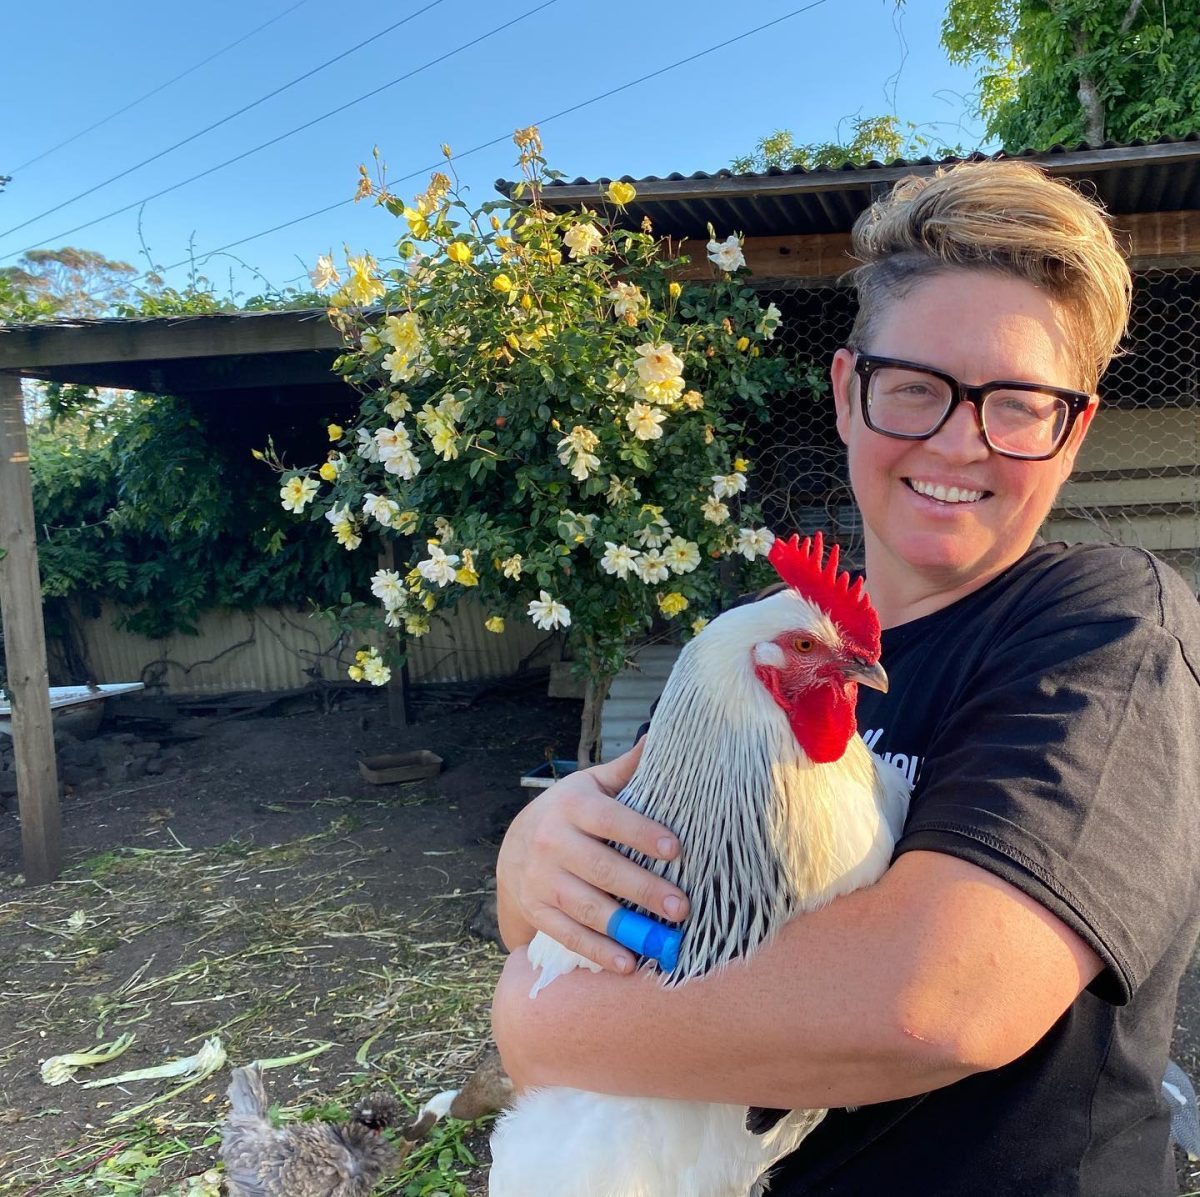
[226,1064,270,1121]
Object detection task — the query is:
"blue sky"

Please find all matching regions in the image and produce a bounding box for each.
[1,0,987,301]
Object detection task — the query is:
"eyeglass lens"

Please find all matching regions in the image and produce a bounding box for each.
[866,364,1070,457]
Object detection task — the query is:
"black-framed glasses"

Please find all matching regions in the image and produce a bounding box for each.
[852,352,1093,461]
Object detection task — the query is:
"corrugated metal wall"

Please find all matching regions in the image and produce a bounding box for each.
[68,598,558,694]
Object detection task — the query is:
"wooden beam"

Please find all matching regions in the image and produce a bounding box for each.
[1119,211,1200,262]
[0,309,340,374]
[376,539,410,729]
[673,232,855,282]
[667,212,1200,282]
[0,373,62,884]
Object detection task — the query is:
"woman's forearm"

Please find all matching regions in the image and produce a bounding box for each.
[492,849,1100,1109]
[493,878,965,1109]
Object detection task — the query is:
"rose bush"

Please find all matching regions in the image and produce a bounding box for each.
[279,129,795,764]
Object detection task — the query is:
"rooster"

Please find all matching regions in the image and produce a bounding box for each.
[220,1064,399,1196]
[489,533,911,1197]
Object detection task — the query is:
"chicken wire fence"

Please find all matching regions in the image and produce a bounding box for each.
[748,267,1200,592]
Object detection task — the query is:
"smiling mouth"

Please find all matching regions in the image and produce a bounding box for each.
[904,478,991,504]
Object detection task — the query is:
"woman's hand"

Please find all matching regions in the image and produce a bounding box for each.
[495,740,689,973]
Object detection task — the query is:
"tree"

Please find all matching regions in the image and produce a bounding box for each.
[731,114,961,174]
[943,0,1200,148]
[279,132,797,766]
[0,247,137,318]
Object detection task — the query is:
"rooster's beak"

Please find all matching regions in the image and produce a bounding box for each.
[841,657,889,693]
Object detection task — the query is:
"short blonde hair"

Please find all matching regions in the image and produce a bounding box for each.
[847,160,1132,391]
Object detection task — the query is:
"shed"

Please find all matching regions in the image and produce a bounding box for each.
[0,310,556,882]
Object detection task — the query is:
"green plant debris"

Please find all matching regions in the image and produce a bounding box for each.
[0,820,500,1195]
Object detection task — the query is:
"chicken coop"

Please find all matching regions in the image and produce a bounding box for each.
[529,137,1200,593]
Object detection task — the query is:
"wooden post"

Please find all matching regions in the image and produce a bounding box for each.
[0,373,61,884]
[376,538,410,728]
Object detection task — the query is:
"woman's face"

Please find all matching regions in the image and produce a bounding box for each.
[831,269,1097,609]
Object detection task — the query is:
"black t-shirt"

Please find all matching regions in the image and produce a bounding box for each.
[767,540,1200,1196]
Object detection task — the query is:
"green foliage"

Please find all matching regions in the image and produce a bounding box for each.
[285,133,797,740]
[0,247,138,318]
[942,0,1200,147]
[0,270,58,321]
[29,393,369,639]
[731,113,963,173]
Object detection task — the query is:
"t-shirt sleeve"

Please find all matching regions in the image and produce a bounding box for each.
[894,554,1200,1005]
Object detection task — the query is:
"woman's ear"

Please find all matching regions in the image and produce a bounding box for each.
[831,348,856,446]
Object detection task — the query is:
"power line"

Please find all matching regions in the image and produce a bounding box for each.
[148,0,833,281]
[12,0,313,175]
[0,0,448,241]
[1,0,559,261]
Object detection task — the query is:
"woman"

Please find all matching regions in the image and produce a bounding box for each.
[491,160,1200,1195]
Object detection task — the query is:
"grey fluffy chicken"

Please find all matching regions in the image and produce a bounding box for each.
[220,1064,399,1197]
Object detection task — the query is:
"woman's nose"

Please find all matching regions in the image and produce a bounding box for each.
[928,400,990,460]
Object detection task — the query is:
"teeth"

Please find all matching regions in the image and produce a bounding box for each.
[910,479,984,503]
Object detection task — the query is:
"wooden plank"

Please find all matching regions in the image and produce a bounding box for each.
[0,373,62,884]
[0,309,341,373]
[1119,211,1200,261]
[666,212,1200,282]
[673,232,855,281]
[376,540,410,728]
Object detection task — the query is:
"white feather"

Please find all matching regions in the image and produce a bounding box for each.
[496,589,912,1197]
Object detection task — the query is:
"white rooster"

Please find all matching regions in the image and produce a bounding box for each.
[489,532,911,1197]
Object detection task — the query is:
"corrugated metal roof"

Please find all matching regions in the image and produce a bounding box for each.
[496,137,1200,240]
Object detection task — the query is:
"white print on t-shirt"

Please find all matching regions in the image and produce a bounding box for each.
[862,727,923,785]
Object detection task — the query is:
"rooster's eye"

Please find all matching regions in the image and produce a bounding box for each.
[794,638,814,653]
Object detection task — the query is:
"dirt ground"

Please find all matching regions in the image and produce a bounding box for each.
[0,677,1197,1194]
[0,677,578,1194]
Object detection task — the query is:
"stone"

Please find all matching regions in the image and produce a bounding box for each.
[59,740,101,769]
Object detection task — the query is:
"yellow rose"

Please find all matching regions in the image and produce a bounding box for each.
[733,457,750,472]
[492,273,513,293]
[657,592,689,618]
[736,336,750,352]
[326,423,343,441]
[319,461,338,482]
[348,665,365,682]
[668,281,682,300]
[446,241,472,265]
[750,346,761,357]
[485,616,505,633]
[606,180,637,207]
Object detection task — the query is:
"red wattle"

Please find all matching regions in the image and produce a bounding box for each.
[784,685,858,765]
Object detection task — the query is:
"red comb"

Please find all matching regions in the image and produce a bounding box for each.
[767,531,880,653]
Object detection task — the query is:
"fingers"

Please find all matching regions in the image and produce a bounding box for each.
[554,763,681,865]
[494,742,689,974]
[587,737,645,796]
[558,829,687,923]
[537,903,636,975]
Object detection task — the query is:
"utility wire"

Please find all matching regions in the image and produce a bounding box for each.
[0,0,447,240]
[149,0,832,280]
[2,0,558,261]
[12,0,313,175]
